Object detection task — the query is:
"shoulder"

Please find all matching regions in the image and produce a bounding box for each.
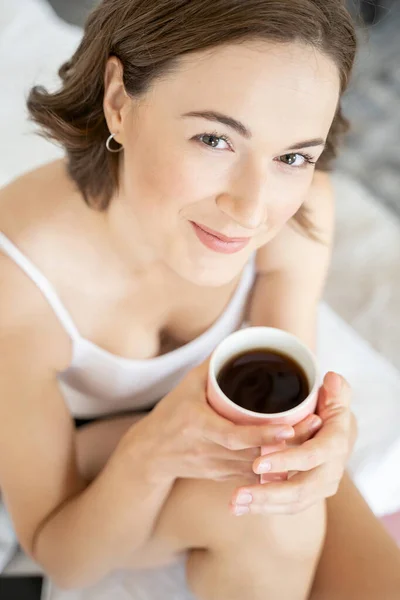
[0,249,72,373]
[0,159,74,229]
[0,160,78,372]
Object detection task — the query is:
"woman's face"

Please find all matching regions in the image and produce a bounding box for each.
[105,41,340,286]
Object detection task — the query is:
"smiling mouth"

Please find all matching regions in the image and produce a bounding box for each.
[190,221,251,254]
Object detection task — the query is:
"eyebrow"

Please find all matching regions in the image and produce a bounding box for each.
[181,110,326,150]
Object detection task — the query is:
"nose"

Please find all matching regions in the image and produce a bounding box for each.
[216,158,268,230]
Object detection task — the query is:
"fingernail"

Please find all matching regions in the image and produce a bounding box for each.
[276,428,295,441]
[256,461,272,474]
[233,505,250,516]
[236,492,253,505]
[309,416,322,430]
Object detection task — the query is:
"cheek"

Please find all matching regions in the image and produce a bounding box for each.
[123,142,196,219]
[268,174,314,226]
[268,194,303,228]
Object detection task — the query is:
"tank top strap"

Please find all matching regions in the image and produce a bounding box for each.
[0,232,80,341]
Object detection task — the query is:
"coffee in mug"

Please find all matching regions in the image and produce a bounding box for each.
[217,348,310,415]
[207,327,320,484]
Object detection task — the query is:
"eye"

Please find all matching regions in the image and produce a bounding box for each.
[194,131,233,151]
[278,153,316,168]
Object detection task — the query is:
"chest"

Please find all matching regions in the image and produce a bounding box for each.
[67,272,244,360]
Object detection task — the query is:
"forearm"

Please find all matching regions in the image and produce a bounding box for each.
[248,272,317,350]
[33,446,173,589]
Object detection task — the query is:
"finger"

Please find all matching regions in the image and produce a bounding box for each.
[292,414,323,445]
[221,471,259,485]
[252,422,348,474]
[317,372,352,420]
[231,464,341,515]
[230,474,314,515]
[222,446,261,462]
[204,458,258,481]
[207,417,295,451]
[254,380,353,474]
[230,501,312,516]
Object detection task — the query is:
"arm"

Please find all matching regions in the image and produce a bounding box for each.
[249,170,334,349]
[0,255,286,590]
[249,171,356,448]
[244,173,400,595]
[0,256,173,589]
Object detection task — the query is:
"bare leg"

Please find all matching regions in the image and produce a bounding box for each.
[310,472,400,600]
[76,415,325,599]
[75,416,400,599]
[153,477,325,600]
[75,413,143,482]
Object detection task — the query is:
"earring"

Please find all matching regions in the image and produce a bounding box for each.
[106,133,123,153]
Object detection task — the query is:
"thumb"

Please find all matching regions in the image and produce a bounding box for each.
[317,371,351,419]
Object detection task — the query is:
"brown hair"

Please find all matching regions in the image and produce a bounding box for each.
[27,0,357,237]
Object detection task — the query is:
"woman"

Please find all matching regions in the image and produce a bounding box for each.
[0,0,399,598]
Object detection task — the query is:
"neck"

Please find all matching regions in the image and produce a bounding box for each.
[100,191,179,287]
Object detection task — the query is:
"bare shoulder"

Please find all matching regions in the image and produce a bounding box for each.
[256,171,334,276]
[0,221,84,560]
[0,160,77,372]
[0,159,75,228]
[0,250,72,373]
[0,168,82,553]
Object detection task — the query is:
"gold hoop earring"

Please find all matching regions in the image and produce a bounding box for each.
[106,133,123,153]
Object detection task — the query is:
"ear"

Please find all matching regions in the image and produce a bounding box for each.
[103,57,131,145]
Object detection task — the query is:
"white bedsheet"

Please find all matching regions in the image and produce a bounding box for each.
[1,0,400,593]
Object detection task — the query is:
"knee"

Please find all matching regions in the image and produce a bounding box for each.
[186,504,327,600]
[267,501,327,561]
[214,500,327,563]
[153,476,326,565]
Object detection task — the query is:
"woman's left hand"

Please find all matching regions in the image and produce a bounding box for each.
[230,371,355,515]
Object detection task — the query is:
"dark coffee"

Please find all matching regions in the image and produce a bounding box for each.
[217,349,309,414]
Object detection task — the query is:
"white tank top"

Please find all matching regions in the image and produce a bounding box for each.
[0,232,256,417]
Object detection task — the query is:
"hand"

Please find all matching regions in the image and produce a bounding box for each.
[230,372,354,515]
[123,361,300,484]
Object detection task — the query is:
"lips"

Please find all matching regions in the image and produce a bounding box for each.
[190,221,251,254]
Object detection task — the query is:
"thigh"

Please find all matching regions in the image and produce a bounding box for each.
[75,412,147,482]
[75,414,325,585]
[155,476,325,552]
[310,472,400,600]
[125,475,326,582]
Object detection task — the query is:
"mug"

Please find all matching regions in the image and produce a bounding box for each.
[207,327,320,483]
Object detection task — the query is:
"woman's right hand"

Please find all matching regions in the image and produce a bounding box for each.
[117,362,298,484]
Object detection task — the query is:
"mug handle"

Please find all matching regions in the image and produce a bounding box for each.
[260,443,289,484]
